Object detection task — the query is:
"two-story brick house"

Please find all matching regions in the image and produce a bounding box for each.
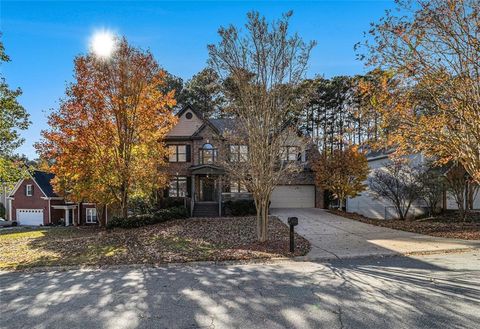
[164,106,323,216]
[7,170,104,226]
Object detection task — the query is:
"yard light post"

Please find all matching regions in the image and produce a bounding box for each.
[288,217,298,253]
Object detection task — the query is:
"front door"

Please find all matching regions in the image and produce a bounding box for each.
[200,177,216,201]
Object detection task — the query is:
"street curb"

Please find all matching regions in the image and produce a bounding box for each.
[0,256,293,273]
[1,247,477,274]
[294,247,478,262]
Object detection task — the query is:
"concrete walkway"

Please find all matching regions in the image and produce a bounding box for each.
[271,208,480,260]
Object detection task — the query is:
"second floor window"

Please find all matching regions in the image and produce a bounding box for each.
[230,145,248,162]
[282,146,300,161]
[169,145,187,162]
[200,143,217,164]
[25,184,33,196]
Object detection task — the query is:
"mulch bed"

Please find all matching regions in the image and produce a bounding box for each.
[0,216,310,270]
[328,209,480,240]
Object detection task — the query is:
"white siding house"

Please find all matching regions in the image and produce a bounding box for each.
[346,153,427,220]
[347,151,480,219]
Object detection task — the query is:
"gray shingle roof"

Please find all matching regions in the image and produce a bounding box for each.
[208,118,237,134]
[32,170,58,197]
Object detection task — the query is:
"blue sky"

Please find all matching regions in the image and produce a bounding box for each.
[1,0,395,159]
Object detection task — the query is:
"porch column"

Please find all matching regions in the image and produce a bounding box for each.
[72,207,76,226]
[190,174,195,217]
[8,198,12,221]
[218,176,222,216]
[65,209,70,226]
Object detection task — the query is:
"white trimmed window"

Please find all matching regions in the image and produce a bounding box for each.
[281,146,299,161]
[26,184,33,196]
[86,208,97,223]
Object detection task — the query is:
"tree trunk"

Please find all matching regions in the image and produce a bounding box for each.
[338,197,345,211]
[120,183,129,219]
[97,204,106,227]
[256,197,269,242]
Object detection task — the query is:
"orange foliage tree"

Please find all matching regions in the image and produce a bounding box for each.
[312,146,369,210]
[357,0,480,184]
[37,38,177,223]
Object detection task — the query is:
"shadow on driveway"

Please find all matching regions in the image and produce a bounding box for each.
[271,208,480,260]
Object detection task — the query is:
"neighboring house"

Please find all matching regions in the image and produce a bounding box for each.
[165,106,323,217]
[347,150,480,219]
[7,170,103,226]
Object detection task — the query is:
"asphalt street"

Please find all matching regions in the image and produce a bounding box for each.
[1,251,479,329]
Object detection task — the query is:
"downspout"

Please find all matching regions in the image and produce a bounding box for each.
[48,199,51,224]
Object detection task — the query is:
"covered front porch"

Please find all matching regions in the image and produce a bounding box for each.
[190,164,225,217]
[51,204,77,226]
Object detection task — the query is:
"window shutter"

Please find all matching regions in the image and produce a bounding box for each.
[186,144,191,162]
[163,188,169,198]
[187,177,192,197]
[25,185,27,196]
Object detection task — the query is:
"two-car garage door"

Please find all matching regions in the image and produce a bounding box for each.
[16,209,44,226]
[270,185,315,208]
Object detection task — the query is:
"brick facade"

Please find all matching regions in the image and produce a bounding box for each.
[165,106,324,210]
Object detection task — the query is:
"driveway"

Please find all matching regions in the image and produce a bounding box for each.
[271,208,480,260]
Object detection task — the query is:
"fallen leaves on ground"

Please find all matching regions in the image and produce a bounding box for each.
[0,216,310,270]
[329,210,480,240]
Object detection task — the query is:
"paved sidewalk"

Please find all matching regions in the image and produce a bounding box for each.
[271,208,480,260]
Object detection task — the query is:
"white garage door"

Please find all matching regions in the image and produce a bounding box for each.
[17,209,44,226]
[270,185,315,208]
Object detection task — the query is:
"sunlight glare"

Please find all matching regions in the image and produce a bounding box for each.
[89,30,117,59]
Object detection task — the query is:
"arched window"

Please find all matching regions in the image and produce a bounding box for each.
[200,143,217,164]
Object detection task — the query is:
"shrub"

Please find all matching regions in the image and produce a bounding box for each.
[160,197,186,209]
[223,199,257,216]
[108,206,188,229]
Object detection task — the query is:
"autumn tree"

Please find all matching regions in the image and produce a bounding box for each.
[358,0,480,184]
[368,159,423,220]
[0,38,30,193]
[418,162,445,217]
[443,164,469,221]
[312,146,369,210]
[208,11,315,242]
[37,38,177,222]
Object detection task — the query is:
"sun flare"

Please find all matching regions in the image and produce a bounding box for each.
[89,30,117,59]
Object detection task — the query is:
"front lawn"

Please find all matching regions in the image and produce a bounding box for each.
[329,210,480,240]
[0,216,310,270]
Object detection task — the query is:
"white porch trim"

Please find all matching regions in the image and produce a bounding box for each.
[51,205,77,226]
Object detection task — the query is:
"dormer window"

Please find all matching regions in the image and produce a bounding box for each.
[200,143,217,164]
[281,146,300,162]
[26,184,33,196]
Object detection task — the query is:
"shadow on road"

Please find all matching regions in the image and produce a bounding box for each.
[1,254,479,329]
